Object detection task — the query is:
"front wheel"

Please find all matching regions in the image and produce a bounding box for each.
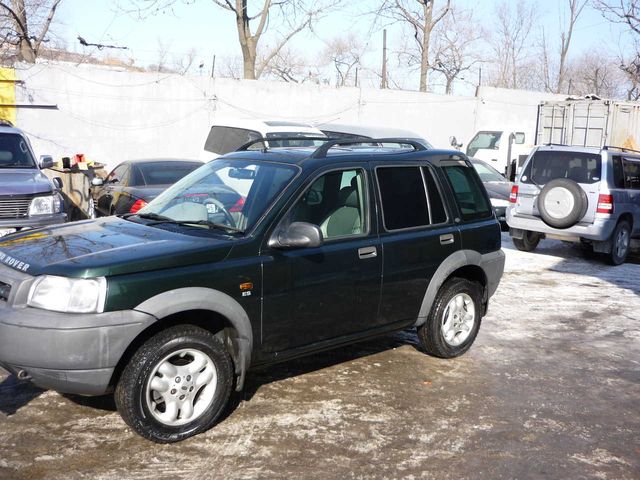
[607,221,631,266]
[417,278,483,359]
[115,325,234,443]
[512,230,541,252]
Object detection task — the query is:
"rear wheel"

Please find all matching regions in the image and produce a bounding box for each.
[607,221,631,266]
[417,278,483,359]
[512,230,542,252]
[115,325,234,443]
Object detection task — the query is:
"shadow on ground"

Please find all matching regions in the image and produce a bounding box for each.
[0,375,43,416]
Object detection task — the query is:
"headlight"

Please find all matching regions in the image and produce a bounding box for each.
[28,276,107,313]
[29,194,63,216]
[490,198,510,208]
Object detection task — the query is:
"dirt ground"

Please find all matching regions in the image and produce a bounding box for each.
[1,233,638,480]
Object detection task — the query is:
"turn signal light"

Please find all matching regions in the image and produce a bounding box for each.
[596,194,613,214]
[509,185,518,203]
[130,199,148,214]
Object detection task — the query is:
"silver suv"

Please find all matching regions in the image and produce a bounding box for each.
[506,145,640,265]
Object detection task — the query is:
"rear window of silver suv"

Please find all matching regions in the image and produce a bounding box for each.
[521,150,601,185]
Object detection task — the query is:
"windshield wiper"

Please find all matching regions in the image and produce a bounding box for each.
[135,212,243,233]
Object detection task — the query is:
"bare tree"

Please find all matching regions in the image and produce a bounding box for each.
[322,34,363,87]
[430,7,482,94]
[555,0,588,92]
[489,0,537,89]
[593,0,640,99]
[174,47,196,75]
[260,47,310,83]
[567,49,627,97]
[378,0,451,92]
[0,0,62,63]
[127,0,340,80]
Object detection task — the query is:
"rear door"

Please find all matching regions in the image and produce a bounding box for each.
[621,157,640,235]
[375,163,460,326]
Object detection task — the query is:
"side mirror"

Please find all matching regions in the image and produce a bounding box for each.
[39,155,54,169]
[91,177,104,187]
[269,222,323,249]
[52,177,63,190]
[449,136,463,149]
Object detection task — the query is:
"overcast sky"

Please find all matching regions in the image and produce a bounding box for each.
[53,0,634,94]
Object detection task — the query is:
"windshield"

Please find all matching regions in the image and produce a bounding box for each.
[466,131,502,157]
[472,161,505,182]
[0,133,36,169]
[521,150,602,185]
[139,159,298,233]
[264,132,326,148]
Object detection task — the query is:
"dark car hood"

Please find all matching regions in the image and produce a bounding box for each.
[0,217,233,277]
[0,168,52,196]
[483,181,512,200]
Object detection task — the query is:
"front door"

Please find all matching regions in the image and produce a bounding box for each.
[261,166,382,352]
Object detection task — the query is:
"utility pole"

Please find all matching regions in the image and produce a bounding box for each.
[355,67,359,88]
[381,29,388,89]
[211,54,216,78]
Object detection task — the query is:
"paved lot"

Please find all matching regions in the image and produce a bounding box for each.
[1,233,639,479]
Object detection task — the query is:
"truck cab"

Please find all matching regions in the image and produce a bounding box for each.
[462,130,531,177]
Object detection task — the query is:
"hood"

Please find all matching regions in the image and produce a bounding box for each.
[0,168,53,196]
[483,181,512,200]
[0,217,233,277]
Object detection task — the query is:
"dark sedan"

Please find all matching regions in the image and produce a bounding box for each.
[92,159,203,216]
[470,158,512,230]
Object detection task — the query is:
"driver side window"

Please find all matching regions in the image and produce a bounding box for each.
[291,169,367,240]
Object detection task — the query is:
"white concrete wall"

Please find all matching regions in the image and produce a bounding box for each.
[12,62,567,171]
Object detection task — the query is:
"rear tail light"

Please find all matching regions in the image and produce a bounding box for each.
[229,196,245,213]
[130,199,148,214]
[509,185,518,203]
[596,194,613,214]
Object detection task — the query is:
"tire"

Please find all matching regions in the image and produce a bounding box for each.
[607,220,631,266]
[512,230,542,252]
[115,325,234,443]
[537,178,588,229]
[417,278,483,359]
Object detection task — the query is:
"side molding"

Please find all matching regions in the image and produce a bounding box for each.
[135,287,253,391]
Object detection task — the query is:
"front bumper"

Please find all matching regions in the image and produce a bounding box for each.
[506,208,617,241]
[0,212,67,230]
[0,265,156,395]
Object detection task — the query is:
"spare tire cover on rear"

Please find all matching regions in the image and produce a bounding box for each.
[537,178,588,229]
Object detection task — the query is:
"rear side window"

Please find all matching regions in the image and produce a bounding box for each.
[423,167,448,224]
[442,162,492,221]
[623,158,640,189]
[521,150,602,185]
[137,162,202,186]
[377,167,429,230]
[204,127,261,155]
[612,156,625,188]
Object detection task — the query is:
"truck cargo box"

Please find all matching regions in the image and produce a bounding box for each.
[536,99,640,150]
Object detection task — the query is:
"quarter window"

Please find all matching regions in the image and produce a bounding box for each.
[423,167,448,224]
[442,163,492,221]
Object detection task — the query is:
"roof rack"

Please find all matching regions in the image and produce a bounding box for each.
[603,145,640,155]
[236,136,330,153]
[236,136,428,158]
[311,137,427,158]
[0,119,14,127]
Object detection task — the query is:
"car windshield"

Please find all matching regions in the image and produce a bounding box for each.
[0,133,36,169]
[136,161,202,186]
[139,159,298,233]
[466,131,502,157]
[521,150,602,185]
[472,161,505,182]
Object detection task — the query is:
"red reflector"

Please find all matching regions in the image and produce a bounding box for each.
[596,194,613,214]
[229,196,245,213]
[509,185,518,203]
[130,199,148,214]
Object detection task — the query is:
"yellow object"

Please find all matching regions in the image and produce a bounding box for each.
[0,67,16,125]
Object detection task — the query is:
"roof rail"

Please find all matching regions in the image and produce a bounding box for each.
[603,145,640,155]
[543,142,569,147]
[311,137,428,159]
[236,136,330,153]
[0,119,14,127]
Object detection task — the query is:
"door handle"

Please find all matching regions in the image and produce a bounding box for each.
[358,246,377,259]
[440,234,454,245]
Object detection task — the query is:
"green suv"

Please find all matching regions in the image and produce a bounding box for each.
[0,139,504,443]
